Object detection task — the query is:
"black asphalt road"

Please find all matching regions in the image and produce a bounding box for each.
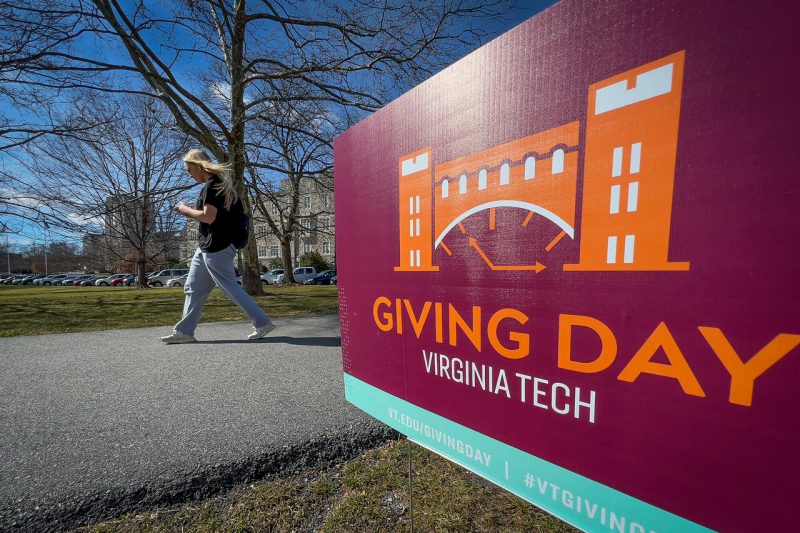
[0,316,394,531]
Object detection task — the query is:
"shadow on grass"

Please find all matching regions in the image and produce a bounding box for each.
[197,336,341,347]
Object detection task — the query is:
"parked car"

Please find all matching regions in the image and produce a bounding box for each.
[68,275,94,286]
[304,270,337,285]
[260,269,284,285]
[80,275,103,286]
[124,276,143,286]
[148,268,189,287]
[53,274,84,286]
[166,274,188,287]
[39,274,68,286]
[5,274,27,285]
[288,267,317,284]
[21,274,47,285]
[95,274,128,286]
[111,275,134,286]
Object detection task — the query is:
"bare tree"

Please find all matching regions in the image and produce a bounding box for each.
[2,0,509,292]
[79,0,509,292]
[0,2,100,149]
[23,92,190,286]
[0,2,113,235]
[245,90,334,282]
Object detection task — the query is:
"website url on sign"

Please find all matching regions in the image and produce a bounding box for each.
[388,409,492,468]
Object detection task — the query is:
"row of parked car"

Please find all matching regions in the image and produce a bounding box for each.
[0,270,189,287]
[2,267,337,287]
[260,267,337,285]
[1,273,121,286]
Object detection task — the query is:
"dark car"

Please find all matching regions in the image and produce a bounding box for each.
[12,275,34,285]
[21,274,47,285]
[69,275,94,286]
[53,274,83,286]
[80,276,102,286]
[304,270,337,285]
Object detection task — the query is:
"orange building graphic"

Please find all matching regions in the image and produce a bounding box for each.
[395,148,438,271]
[396,51,690,273]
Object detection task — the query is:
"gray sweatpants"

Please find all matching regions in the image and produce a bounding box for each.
[174,245,271,336]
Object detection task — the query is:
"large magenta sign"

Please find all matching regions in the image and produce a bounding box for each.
[334,1,800,531]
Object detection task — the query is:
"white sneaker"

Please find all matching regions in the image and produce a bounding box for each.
[160,331,197,344]
[248,322,277,340]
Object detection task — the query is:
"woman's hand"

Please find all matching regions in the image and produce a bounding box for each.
[174,202,187,215]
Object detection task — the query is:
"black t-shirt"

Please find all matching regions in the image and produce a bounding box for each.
[196,176,235,253]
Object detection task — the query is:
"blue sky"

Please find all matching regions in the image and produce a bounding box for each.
[1,0,559,248]
[496,1,559,39]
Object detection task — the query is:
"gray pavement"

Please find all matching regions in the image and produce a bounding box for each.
[0,316,394,531]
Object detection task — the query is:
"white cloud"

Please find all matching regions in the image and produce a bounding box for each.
[0,187,43,209]
[210,81,251,104]
[67,212,104,227]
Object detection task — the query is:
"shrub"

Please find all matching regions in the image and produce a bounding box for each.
[298,250,330,272]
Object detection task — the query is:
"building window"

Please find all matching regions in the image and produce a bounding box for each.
[270,246,279,257]
[552,149,565,174]
[271,204,279,215]
[500,163,510,185]
[304,243,311,253]
[258,246,267,257]
[323,241,330,254]
[303,196,311,208]
[525,156,536,180]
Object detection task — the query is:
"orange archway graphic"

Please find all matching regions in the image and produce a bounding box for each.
[395,51,690,274]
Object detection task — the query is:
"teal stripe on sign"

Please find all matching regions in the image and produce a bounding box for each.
[344,373,714,533]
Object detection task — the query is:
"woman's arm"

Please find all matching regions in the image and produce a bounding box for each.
[175,202,217,224]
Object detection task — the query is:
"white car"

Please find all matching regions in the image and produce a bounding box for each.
[261,269,284,284]
[148,268,189,287]
[166,274,188,287]
[289,267,317,284]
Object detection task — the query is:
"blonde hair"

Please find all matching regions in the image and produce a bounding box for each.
[182,149,237,209]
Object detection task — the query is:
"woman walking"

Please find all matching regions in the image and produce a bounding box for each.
[161,149,276,344]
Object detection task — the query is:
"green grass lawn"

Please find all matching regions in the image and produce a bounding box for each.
[79,440,577,533]
[0,285,339,337]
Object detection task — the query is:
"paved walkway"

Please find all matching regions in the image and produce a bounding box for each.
[0,317,393,531]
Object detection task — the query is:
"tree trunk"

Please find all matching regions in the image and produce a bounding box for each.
[136,257,148,288]
[229,0,262,295]
[281,236,294,283]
